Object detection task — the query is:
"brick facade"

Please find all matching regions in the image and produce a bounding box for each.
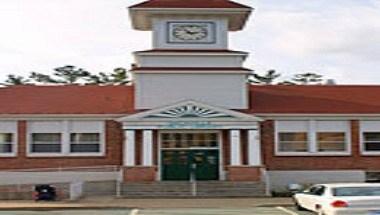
[0,120,123,170]
[123,167,157,182]
[227,166,261,181]
[2,118,379,180]
[261,120,380,171]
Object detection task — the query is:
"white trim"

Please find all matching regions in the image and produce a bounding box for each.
[230,130,241,166]
[118,100,261,121]
[142,130,153,166]
[309,120,317,153]
[360,121,380,156]
[274,120,352,156]
[118,100,262,131]
[248,129,261,166]
[26,120,106,157]
[122,125,259,130]
[62,121,70,155]
[124,130,136,166]
[0,121,18,157]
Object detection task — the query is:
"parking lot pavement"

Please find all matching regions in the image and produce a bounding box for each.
[0,209,312,215]
[0,210,132,215]
[280,207,315,215]
[0,207,316,215]
[137,207,315,215]
[138,208,285,215]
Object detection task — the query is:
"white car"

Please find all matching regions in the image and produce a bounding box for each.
[293,183,380,215]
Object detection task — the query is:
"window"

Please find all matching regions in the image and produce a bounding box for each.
[309,186,326,196]
[27,120,104,157]
[0,133,13,154]
[333,187,380,197]
[31,133,61,153]
[278,132,308,152]
[70,133,100,153]
[161,133,218,149]
[363,132,380,152]
[317,132,346,152]
[275,120,350,156]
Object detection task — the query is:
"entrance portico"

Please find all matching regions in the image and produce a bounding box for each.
[118,100,263,182]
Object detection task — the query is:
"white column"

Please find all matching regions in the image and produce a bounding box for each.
[124,130,135,166]
[309,120,317,153]
[230,130,241,166]
[62,120,70,155]
[248,129,262,166]
[142,130,153,166]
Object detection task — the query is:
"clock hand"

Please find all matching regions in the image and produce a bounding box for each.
[185,29,197,35]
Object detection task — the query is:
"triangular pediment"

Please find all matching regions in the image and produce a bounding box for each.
[118,100,262,122]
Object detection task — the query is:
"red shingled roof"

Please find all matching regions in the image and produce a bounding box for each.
[1,85,380,115]
[249,85,380,114]
[130,0,251,9]
[0,85,134,115]
[130,67,252,71]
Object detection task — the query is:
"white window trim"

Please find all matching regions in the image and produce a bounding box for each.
[0,121,18,157]
[275,120,351,156]
[360,131,380,156]
[27,121,106,157]
[27,133,64,157]
[0,132,17,157]
[68,132,105,157]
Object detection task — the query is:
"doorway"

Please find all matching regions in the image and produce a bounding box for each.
[160,132,220,181]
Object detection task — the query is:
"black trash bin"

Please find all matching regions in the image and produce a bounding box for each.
[34,185,57,201]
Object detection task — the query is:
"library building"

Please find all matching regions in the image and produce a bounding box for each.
[0,0,380,197]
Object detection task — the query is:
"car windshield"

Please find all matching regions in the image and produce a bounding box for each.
[333,187,380,197]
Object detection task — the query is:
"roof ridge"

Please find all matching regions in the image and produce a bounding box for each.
[129,0,252,9]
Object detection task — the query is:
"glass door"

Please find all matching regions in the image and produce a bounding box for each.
[160,132,220,181]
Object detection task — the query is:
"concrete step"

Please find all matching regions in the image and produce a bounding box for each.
[122,181,266,197]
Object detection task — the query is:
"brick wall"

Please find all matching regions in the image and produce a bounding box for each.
[227,166,261,181]
[261,120,380,171]
[0,120,123,170]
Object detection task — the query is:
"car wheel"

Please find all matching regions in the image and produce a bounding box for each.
[294,201,306,211]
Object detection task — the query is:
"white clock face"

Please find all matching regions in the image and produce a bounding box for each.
[173,25,208,41]
[168,22,216,44]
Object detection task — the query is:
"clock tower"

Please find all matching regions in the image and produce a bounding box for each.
[129,0,252,109]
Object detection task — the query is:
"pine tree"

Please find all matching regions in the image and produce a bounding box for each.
[248,70,281,85]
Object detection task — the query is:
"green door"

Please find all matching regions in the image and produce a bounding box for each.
[161,150,190,181]
[192,150,219,181]
[161,150,219,181]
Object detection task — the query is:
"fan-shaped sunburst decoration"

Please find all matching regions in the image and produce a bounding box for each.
[147,105,232,118]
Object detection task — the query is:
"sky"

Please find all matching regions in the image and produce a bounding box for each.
[0,0,379,84]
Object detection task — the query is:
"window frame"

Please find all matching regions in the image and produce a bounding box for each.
[69,133,103,156]
[277,132,309,154]
[0,132,16,157]
[360,121,380,156]
[27,120,105,157]
[0,121,18,157]
[361,132,380,156]
[316,132,347,153]
[28,133,63,157]
[275,120,351,156]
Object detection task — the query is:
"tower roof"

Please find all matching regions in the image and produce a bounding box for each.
[129,0,252,31]
[129,0,251,9]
